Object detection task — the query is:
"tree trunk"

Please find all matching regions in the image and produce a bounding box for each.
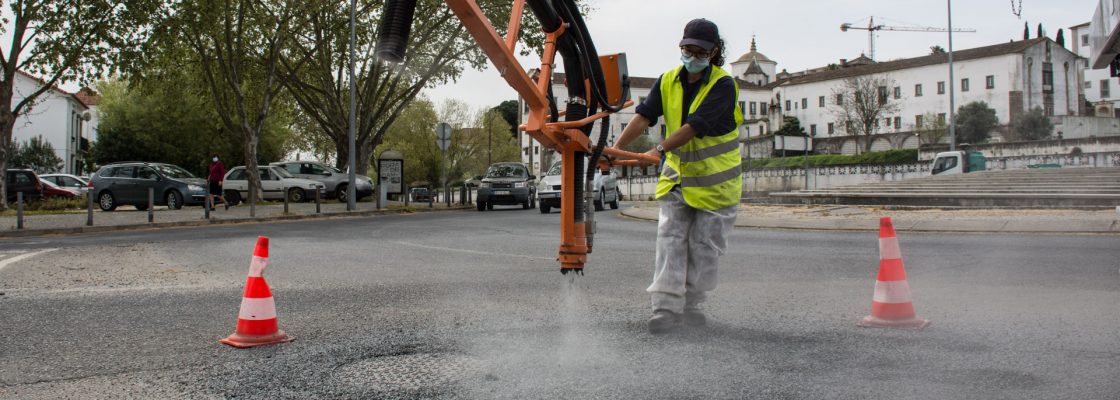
[0,94,15,210]
[242,126,261,206]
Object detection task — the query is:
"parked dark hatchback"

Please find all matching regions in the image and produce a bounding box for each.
[5,169,42,203]
[90,162,208,211]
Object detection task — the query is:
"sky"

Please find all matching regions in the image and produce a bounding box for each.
[423,0,1096,112]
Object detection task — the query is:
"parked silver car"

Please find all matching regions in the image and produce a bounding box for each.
[222,166,326,204]
[536,160,619,213]
[270,160,374,203]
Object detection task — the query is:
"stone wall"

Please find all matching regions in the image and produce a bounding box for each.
[1050,116,1120,139]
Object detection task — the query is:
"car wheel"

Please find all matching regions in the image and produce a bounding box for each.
[98,191,117,211]
[530,195,536,209]
[539,203,550,214]
[609,188,620,209]
[477,201,486,211]
[224,190,242,206]
[336,185,348,203]
[522,199,530,209]
[593,188,605,211]
[166,190,184,210]
[288,188,306,203]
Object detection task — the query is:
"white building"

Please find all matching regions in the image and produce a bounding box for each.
[1071,21,1118,116]
[519,37,1082,162]
[10,71,94,175]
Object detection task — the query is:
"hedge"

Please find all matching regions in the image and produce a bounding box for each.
[745,149,918,169]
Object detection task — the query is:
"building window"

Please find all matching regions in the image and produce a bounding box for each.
[819,96,825,107]
[1085,80,1092,89]
[750,102,757,115]
[985,75,995,89]
[1082,34,1089,46]
[915,84,923,97]
[1102,80,1111,98]
[810,124,817,135]
[937,113,946,124]
[835,94,844,105]
[739,101,746,114]
[961,78,969,92]
[801,98,808,109]
[785,100,791,111]
[893,117,901,129]
[827,123,834,135]
[884,118,891,128]
[878,86,889,104]
[937,81,946,94]
[854,92,863,102]
[893,86,901,99]
[915,115,924,127]
[761,102,768,115]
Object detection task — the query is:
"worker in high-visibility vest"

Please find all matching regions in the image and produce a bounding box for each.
[612,18,743,334]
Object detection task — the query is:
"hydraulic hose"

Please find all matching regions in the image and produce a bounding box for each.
[375,0,418,63]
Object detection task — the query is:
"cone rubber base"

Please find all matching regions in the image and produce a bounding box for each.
[220,330,293,348]
[858,316,929,330]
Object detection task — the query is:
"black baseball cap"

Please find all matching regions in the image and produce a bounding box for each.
[679,19,719,51]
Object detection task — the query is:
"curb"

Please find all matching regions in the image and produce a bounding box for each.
[0,206,473,239]
[619,208,1120,235]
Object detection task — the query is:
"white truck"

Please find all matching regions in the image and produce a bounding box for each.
[930,150,987,176]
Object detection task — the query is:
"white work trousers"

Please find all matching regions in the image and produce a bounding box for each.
[647,188,738,313]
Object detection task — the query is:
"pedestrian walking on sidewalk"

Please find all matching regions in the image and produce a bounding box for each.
[208,154,229,211]
[611,18,743,334]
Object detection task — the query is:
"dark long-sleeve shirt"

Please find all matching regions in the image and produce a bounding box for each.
[634,65,738,138]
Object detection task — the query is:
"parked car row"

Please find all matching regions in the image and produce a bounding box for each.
[85,160,375,211]
[473,160,621,213]
[3,169,90,204]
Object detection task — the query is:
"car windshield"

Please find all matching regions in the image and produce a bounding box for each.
[271,167,294,178]
[154,165,196,179]
[547,162,562,176]
[485,164,526,178]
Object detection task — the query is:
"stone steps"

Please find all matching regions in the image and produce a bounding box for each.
[765,167,1120,207]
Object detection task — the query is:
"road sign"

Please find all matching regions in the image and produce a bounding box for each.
[436,122,452,152]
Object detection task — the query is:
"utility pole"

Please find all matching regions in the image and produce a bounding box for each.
[487,112,492,165]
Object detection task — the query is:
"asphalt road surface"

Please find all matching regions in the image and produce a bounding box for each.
[1,205,1118,399]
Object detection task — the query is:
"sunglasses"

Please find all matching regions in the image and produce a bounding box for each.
[680,46,713,60]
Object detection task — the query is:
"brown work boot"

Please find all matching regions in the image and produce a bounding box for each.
[648,310,681,334]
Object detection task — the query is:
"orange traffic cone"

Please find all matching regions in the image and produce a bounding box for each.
[858,217,929,330]
[221,236,294,348]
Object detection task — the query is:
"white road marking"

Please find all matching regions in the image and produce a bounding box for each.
[388,241,552,261]
[0,248,58,272]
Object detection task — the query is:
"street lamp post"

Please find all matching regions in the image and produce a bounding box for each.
[347,0,358,211]
[947,0,957,151]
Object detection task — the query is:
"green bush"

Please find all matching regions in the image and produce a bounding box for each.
[18,196,88,212]
[746,149,918,169]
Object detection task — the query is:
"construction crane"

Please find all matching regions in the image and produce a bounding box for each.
[841,16,976,61]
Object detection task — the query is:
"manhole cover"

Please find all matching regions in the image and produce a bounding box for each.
[333,353,481,392]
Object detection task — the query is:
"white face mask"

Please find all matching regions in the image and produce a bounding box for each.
[213,157,219,162]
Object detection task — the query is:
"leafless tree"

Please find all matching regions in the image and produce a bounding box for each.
[828,75,901,154]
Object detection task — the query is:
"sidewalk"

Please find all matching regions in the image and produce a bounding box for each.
[0,200,472,238]
[621,203,1120,234]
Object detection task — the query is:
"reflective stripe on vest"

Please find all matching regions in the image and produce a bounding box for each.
[655,65,744,210]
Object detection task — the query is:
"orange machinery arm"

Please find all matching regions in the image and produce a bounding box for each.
[379,0,659,273]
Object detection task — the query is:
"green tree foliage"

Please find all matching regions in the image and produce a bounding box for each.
[9,136,62,174]
[916,112,948,145]
[954,101,999,145]
[1056,29,1065,47]
[281,0,560,176]
[929,45,946,55]
[92,79,294,177]
[1023,22,1029,41]
[0,0,162,208]
[774,117,806,137]
[1013,107,1054,141]
[490,100,520,138]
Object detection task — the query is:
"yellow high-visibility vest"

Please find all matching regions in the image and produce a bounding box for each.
[655,65,743,210]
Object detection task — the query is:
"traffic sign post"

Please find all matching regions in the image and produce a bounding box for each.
[436,122,452,206]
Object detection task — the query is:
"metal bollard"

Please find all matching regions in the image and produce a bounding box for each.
[16,192,24,230]
[315,187,321,214]
[404,184,409,207]
[429,189,433,208]
[283,187,290,214]
[86,191,93,226]
[148,188,154,223]
[204,196,211,220]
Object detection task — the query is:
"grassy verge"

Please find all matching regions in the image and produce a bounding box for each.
[0,196,89,216]
[746,149,918,169]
